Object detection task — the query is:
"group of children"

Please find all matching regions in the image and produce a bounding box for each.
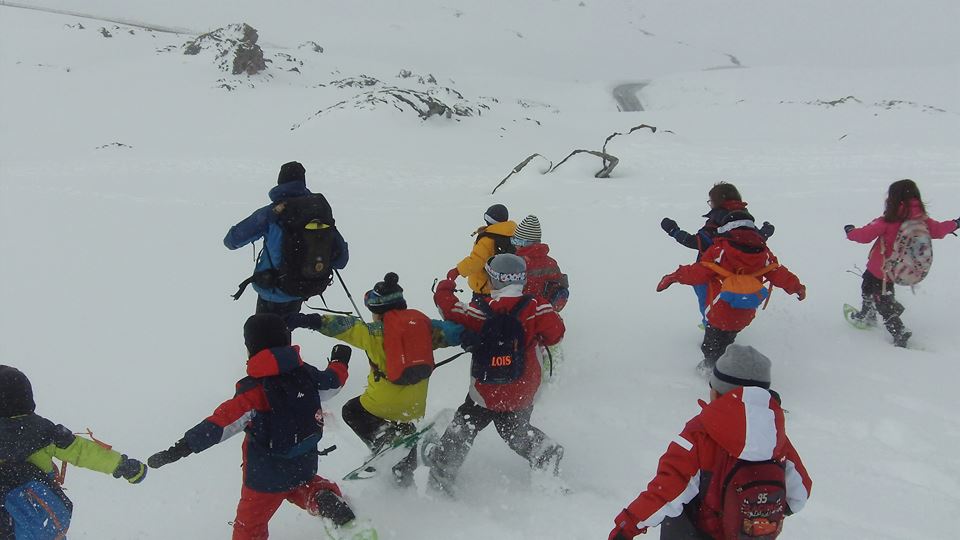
[2,164,957,540]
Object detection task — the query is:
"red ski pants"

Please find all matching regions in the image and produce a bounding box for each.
[232,476,342,540]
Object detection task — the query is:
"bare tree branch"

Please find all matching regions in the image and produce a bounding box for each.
[490,154,553,194]
[601,124,657,154]
[549,150,619,178]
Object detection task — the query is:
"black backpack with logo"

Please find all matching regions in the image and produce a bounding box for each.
[249,366,324,458]
[469,297,532,384]
[274,194,338,298]
[476,231,516,255]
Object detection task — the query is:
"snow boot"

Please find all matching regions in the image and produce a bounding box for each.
[893,330,912,348]
[313,490,355,526]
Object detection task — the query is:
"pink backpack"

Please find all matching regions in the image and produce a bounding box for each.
[882,219,933,287]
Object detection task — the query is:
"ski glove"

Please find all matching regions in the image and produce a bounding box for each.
[609,509,647,540]
[148,439,193,469]
[113,455,147,484]
[285,313,323,330]
[446,268,460,280]
[435,279,457,293]
[759,221,775,238]
[844,224,855,234]
[796,285,807,301]
[660,217,678,237]
[656,273,679,292]
[330,344,351,366]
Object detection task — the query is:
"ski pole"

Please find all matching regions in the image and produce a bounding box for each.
[434,351,468,369]
[335,269,366,324]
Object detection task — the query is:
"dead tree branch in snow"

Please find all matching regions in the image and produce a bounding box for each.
[490,154,553,194]
[550,150,619,178]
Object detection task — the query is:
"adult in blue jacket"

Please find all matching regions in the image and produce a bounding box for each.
[225,161,349,316]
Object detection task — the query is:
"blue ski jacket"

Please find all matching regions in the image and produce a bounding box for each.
[224,181,349,302]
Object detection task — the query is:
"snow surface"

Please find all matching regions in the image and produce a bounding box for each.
[1,1,959,538]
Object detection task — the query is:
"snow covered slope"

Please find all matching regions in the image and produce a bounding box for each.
[1,1,959,538]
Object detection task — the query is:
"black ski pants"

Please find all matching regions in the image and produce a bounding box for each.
[859,271,907,339]
[701,325,739,367]
[340,397,417,485]
[429,396,552,489]
[660,510,712,540]
[255,297,304,317]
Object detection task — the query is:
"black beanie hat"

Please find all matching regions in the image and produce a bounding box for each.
[278,161,306,185]
[0,365,35,418]
[364,272,407,314]
[484,204,508,225]
[244,314,292,355]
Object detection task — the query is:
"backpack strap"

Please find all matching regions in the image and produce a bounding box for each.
[509,296,533,317]
[749,263,780,278]
[700,261,732,277]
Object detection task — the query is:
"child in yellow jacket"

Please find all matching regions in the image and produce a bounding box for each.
[286,273,463,487]
[0,365,146,538]
[449,204,518,299]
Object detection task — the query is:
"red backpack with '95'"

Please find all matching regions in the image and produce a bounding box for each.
[381,309,436,385]
[698,451,788,539]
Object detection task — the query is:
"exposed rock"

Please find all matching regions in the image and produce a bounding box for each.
[298,41,324,53]
[99,27,112,38]
[182,23,267,75]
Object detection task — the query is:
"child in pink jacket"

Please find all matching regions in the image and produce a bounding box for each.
[845,179,958,347]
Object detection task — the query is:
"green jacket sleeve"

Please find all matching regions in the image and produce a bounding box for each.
[318,315,379,352]
[49,436,123,475]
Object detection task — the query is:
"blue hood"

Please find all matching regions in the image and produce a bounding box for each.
[269,181,311,203]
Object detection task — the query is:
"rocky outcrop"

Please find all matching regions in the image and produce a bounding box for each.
[182,23,266,75]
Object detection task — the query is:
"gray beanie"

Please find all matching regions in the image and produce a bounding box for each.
[485,253,526,290]
[710,345,772,395]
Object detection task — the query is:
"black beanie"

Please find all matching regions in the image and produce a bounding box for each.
[278,161,306,185]
[244,314,292,355]
[484,204,508,225]
[0,365,35,418]
[364,272,407,314]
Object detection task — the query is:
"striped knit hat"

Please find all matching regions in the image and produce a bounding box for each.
[512,215,542,246]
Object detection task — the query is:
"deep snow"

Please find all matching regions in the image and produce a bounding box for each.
[1,1,959,539]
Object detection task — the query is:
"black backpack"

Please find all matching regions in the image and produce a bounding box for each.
[250,366,324,457]
[469,297,532,384]
[274,194,338,297]
[476,231,516,255]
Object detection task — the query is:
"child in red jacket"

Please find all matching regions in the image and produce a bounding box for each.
[657,213,805,372]
[845,179,958,347]
[148,314,375,540]
[512,215,569,312]
[608,345,812,540]
[428,254,565,497]
[659,182,774,326]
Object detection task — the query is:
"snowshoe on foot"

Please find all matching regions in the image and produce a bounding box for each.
[893,330,912,348]
[322,518,379,540]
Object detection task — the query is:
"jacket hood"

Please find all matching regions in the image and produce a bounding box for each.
[711,237,774,269]
[268,181,311,203]
[246,345,304,378]
[516,243,550,257]
[0,414,56,462]
[702,200,749,219]
[481,221,517,237]
[697,386,786,461]
[903,198,927,220]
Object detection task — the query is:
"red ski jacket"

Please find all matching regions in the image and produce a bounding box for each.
[515,243,566,308]
[670,238,803,331]
[616,387,812,539]
[433,281,565,412]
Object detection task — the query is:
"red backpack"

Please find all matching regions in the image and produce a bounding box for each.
[699,450,788,539]
[381,309,435,385]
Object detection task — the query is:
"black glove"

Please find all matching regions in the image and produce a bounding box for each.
[954,218,959,228]
[660,217,678,236]
[285,313,322,330]
[148,439,193,469]
[113,455,147,484]
[330,344,351,366]
[759,221,775,238]
[844,224,855,234]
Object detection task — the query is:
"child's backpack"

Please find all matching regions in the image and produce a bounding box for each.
[381,309,436,385]
[253,366,324,458]
[476,230,516,255]
[275,194,338,298]
[470,297,532,384]
[701,262,780,310]
[4,476,73,540]
[699,453,788,540]
[881,219,933,287]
